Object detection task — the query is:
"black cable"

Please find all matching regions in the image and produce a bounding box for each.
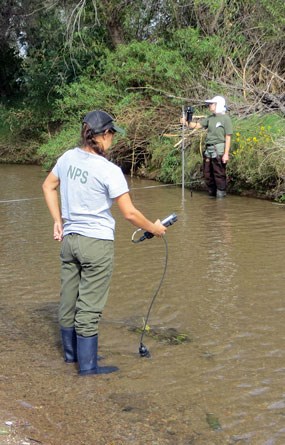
[139,236,168,357]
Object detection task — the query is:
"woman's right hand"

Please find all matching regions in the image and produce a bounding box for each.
[152,219,167,237]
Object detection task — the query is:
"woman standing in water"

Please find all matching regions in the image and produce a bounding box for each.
[42,110,166,376]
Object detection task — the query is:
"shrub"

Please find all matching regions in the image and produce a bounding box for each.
[38,125,80,170]
[228,115,285,199]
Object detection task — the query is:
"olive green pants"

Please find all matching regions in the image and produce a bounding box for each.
[59,234,114,337]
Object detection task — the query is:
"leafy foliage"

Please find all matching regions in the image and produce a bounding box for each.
[53,79,119,124]
[169,28,223,78]
[150,139,181,183]
[0,42,23,98]
[101,42,190,94]
[37,125,81,170]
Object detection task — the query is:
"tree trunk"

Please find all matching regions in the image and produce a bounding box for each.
[100,0,126,46]
[106,17,125,46]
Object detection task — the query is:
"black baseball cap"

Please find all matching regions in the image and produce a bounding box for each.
[83,110,125,135]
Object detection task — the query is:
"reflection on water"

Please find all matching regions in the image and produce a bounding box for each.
[0,164,285,444]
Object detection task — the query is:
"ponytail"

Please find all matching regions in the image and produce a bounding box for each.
[81,123,106,156]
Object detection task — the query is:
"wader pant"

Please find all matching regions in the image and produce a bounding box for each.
[59,234,114,337]
[203,144,227,195]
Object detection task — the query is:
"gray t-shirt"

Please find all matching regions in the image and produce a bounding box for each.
[52,147,129,240]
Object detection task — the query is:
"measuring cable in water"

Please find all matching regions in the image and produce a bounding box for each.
[0,197,42,204]
[131,213,178,357]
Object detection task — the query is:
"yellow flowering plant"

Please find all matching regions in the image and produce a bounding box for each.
[228,122,285,199]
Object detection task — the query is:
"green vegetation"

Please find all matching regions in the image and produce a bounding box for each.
[228,115,285,199]
[129,320,191,345]
[0,0,284,200]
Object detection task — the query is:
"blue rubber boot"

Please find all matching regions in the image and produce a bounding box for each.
[60,326,77,363]
[77,334,118,376]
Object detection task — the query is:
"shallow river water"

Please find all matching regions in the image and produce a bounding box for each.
[0,164,284,445]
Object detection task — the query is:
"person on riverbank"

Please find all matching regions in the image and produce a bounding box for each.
[181,95,233,198]
[42,110,166,376]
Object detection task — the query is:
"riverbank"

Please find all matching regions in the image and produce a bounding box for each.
[1,109,285,202]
